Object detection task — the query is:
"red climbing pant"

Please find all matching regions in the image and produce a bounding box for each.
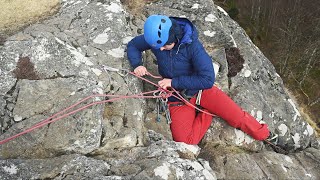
[168,86,270,144]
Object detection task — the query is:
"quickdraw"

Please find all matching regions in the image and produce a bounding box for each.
[154,91,171,124]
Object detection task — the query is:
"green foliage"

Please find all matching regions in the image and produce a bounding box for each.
[225,0,239,19]
[225,0,237,9]
[310,64,320,78]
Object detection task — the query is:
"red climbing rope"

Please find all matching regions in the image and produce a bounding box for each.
[0,90,161,145]
[127,71,215,117]
[0,68,213,145]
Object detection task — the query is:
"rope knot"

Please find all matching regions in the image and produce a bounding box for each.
[157,88,173,99]
[161,92,172,99]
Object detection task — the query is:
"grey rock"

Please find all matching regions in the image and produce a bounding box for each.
[133,139,216,180]
[0,114,51,159]
[200,143,320,179]
[144,112,173,142]
[0,48,16,96]
[0,132,216,180]
[211,48,229,92]
[0,97,5,117]
[0,109,4,134]
[224,153,266,179]
[5,103,14,113]
[0,154,110,180]
[252,150,317,180]
[1,78,103,158]
[0,0,136,158]
[0,0,319,179]
[292,148,320,179]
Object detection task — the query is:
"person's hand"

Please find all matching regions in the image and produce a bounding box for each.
[134,66,149,77]
[158,78,172,90]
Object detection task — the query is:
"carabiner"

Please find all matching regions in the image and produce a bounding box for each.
[153,91,160,97]
[158,91,168,103]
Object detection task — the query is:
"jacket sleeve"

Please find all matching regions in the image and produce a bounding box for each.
[127,35,151,69]
[171,40,215,90]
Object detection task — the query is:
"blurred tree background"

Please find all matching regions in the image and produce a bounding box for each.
[214,0,320,128]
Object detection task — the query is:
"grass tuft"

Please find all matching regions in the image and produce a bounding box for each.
[0,0,60,35]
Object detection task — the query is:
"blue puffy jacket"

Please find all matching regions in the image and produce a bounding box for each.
[127,17,215,101]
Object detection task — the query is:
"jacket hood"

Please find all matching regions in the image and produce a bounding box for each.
[169,17,198,47]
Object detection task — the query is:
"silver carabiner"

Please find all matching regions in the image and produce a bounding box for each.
[153,91,160,97]
[159,91,168,103]
[161,97,168,103]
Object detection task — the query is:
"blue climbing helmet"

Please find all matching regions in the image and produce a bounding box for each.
[144,15,173,49]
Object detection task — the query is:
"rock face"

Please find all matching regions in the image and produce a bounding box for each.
[0,0,319,179]
[0,0,145,158]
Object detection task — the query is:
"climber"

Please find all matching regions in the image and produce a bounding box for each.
[126,14,272,145]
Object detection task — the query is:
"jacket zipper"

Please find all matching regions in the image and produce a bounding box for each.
[170,50,173,77]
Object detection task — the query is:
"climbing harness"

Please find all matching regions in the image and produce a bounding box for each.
[180,89,204,113]
[195,90,203,113]
[195,90,202,106]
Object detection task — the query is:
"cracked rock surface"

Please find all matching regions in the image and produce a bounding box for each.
[0,0,319,179]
